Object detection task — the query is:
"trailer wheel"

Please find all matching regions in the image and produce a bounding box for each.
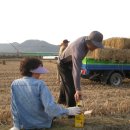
[109,73,122,86]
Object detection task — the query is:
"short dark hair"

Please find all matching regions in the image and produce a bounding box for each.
[20,57,43,76]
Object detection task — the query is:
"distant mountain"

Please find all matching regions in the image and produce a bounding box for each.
[0,43,17,53]
[0,40,59,53]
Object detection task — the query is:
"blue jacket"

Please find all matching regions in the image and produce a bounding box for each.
[11,76,68,129]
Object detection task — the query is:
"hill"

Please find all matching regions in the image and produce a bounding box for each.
[0,40,59,53]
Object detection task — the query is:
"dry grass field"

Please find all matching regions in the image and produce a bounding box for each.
[0,59,130,130]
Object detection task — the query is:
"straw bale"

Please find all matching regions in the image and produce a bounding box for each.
[88,48,130,63]
[103,37,130,49]
[112,49,126,62]
[86,51,95,58]
[94,48,113,60]
[126,49,130,62]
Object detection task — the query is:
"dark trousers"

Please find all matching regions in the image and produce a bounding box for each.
[57,61,76,107]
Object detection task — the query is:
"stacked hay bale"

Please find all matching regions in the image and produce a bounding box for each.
[87,37,130,63]
[103,37,130,49]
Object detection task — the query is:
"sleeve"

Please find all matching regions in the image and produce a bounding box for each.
[72,48,82,91]
[40,82,68,118]
[11,83,20,129]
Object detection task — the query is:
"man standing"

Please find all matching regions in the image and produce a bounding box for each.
[57,31,104,107]
[57,39,69,83]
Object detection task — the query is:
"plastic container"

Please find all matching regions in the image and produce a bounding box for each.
[75,100,85,128]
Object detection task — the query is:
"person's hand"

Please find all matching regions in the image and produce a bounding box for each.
[10,127,20,130]
[67,106,81,115]
[74,90,82,102]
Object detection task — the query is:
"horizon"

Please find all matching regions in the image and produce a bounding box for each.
[0,0,130,45]
[1,36,130,46]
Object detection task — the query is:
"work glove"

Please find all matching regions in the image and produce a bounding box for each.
[9,127,20,130]
[67,106,81,115]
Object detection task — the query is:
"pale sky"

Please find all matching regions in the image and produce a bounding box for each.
[0,0,130,45]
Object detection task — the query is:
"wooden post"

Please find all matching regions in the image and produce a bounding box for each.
[2,60,6,65]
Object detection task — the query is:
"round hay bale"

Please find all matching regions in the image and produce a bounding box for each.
[103,37,130,49]
[94,48,114,60]
[86,51,95,58]
[124,39,130,49]
[112,49,126,62]
[126,49,130,63]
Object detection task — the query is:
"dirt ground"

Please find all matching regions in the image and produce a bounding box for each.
[0,59,130,130]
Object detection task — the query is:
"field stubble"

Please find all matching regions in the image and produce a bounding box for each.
[0,59,130,129]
